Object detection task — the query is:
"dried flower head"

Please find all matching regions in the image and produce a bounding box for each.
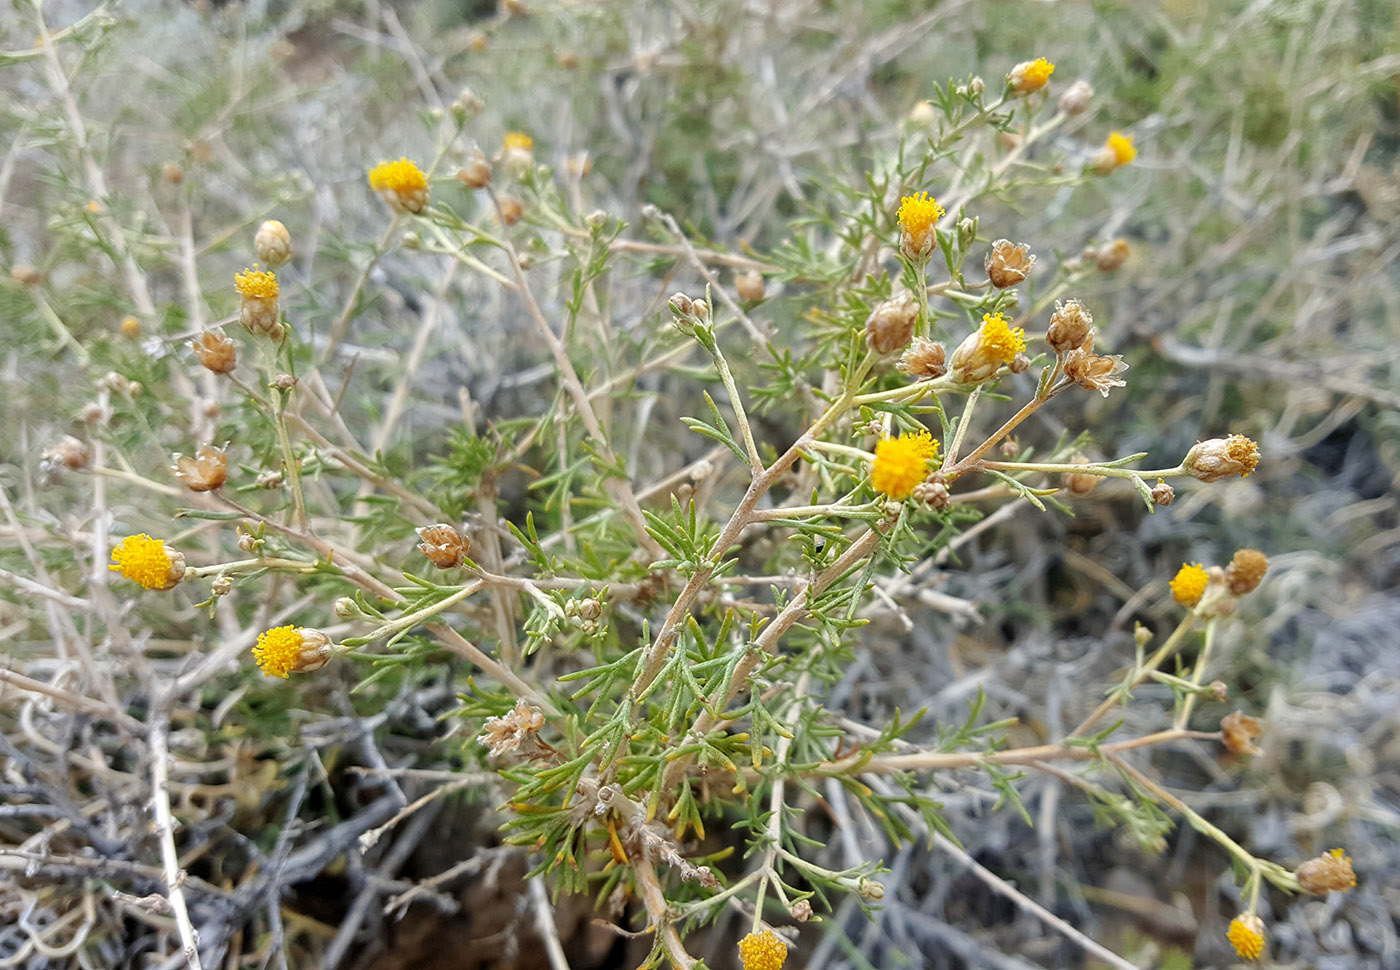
[898,337,947,379]
[478,697,548,760]
[368,157,429,213]
[735,270,765,303]
[191,329,237,374]
[738,930,788,970]
[1227,914,1265,961]
[1225,548,1268,595]
[497,195,524,226]
[1295,849,1356,894]
[1151,479,1175,507]
[1057,78,1094,115]
[1170,562,1209,607]
[1221,710,1264,756]
[456,150,493,189]
[1046,299,1094,354]
[253,625,334,679]
[985,239,1036,288]
[44,435,90,470]
[871,429,938,500]
[1096,238,1130,272]
[417,523,468,568]
[109,534,186,591]
[1062,455,1099,497]
[1063,346,1128,397]
[1184,434,1260,482]
[1008,57,1055,94]
[172,444,228,492]
[950,312,1026,384]
[235,265,282,339]
[1093,131,1137,174]
[865,291,919,356]
[897,192,944,263]
[254,220,292,268]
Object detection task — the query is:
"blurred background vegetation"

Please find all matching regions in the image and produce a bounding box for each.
[2,0,1397,967]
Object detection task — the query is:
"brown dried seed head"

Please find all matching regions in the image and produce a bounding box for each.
[1295,849,1356,894]
[497,195,524,226]
[1151,480,1175,507]
[1225,548,1269,595]
[455,151,492,189]
[45,435,91,470]
[897,337,947,379]
[478,697,548,760]
[417,523,468,568]
[1064,348,1129,397]
[1221,710,1263,756]
[172,444,229,492]
[1096,238,1130,272]
[985,239,1036,288]
[1184,434,1260,482]
[865,292,920,356]
[191,329,237,374]
[1046,299,1094,354]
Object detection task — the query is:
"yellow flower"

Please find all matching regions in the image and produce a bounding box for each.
[253,625,334,679]
[1227,914,1265,961]
[502,131,533,152]
[368,157,429,213]
[109,534,186,591]
[738,930,788,970]
[897,192,944,263]
[1008,57,1055,94]
[1107,131,1137,166]
[978,312,1026,362]
[1170,562,1208,607]
[871,429,938,500]
[234,265,278,299]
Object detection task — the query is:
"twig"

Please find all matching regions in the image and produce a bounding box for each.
[148,717,206,970]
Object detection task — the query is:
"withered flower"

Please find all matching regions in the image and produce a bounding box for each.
[417,523,468,568]
[985,239,1035,288]
[1221,710,1263,756]
[1063,345,1128,397]
[865,291,919,356]
[172,444,228,492]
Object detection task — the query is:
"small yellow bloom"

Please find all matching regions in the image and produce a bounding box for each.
[253,625,334,679]
[502,131,533,152]
[1227,914,1265,961]
[978,312,1026,362]
[897,192,944,263]
[738,930,788,970]
[871,429,938,500]
[1170,562,1208,607]
[1008,57,1055,94]
[109,534,186,591]
[234,265,279,299]
[368,157,429,213]
[1107,131,1137,166]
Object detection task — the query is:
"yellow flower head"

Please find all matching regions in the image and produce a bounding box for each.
[234,265,279,299]
[503,131,533,152]
[1009,57,1055,93]
[109,534,185,590]
[871,429,939,500]
[1170,562,1208,607]
[1227,914,1265,961]
[898,192,944,242]
[978,312,1027,363]
[738,930,788,970]
[1106,131,1137,166]
[253,625,334,679]
[368,157,427,193]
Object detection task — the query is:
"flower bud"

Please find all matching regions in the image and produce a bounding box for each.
[120,315,141,339]
[985,239,1035,288]
[255,469,283,489]
[1062,455,1099,497]
[858,878,885,900]
[211,575,233,596]
[864,291,919,356]
[584,210,608,229]
[172,444,229,492]
[451,86,484,120]
[254,220,292,268]
[1210,680,1229,701]
[417,523,468,568]
[1184,435,1260,482]
[897,337,947,379]
[1150,480,1175,507]
[1057,79,1094,115]
[734,270,765,303]
[1046,299,1094,354]
[956,216,977,252]
[1095,238,1129,272]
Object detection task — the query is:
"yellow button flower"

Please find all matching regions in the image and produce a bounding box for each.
[1093,131,1138,174]
[949,312,1027,384]
[1169,562,1208,607]
[871,429,938,500]
[368,157,429,213]
[1227,914,1265,961]
[253,625,334,679]
[1008,57,1055,94]
[109,534,186,591]
[738,930,787,970]
[897,192,944,263]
